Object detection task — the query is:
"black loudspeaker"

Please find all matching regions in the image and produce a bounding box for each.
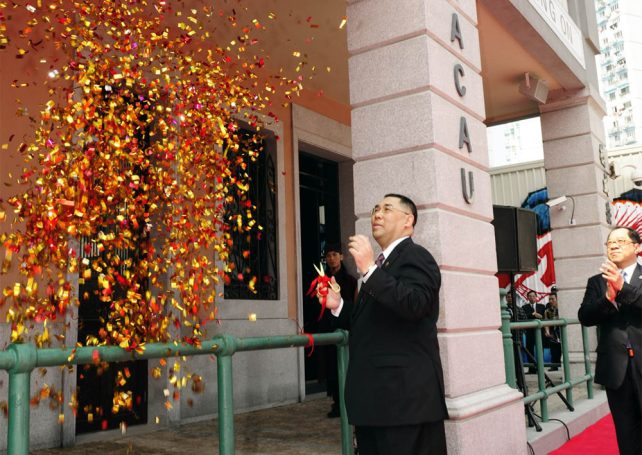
[492,205,538,273]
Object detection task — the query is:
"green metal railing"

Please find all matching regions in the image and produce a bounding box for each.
[500,297,594,422]
[0,331,352,455]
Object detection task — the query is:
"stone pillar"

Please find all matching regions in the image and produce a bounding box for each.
[540,93,609,357]
[347,0,525,453]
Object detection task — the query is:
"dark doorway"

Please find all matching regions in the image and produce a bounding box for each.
[299,151,341,393]
[75,86,150,434]
[75,241,148,434]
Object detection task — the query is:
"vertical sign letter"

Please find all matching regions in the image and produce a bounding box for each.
[454,63,466,97]
[451,13,464,49]
[459,117,472,154]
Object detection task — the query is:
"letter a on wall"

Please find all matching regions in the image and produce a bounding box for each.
[459,117,471,154]
[451,13,464,49]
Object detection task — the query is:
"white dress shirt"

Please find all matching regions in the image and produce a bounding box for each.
[331,236,410,316]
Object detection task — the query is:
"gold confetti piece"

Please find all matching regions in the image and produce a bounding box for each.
[339,17,347,29]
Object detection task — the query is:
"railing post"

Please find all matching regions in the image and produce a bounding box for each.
[499,293,517,388]
[336,330,352,455]
[217,334,237,455]
[560,323,574,406]
[7,343,37,455]
[581,325,594,399]
[534,323,548,421]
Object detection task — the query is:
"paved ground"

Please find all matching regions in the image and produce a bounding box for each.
[30,369,592,455]
[33,396,344,455]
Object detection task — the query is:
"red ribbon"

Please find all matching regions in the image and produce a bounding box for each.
[303,331,315,357]
[306,274,331,320]
[293,320,315,357]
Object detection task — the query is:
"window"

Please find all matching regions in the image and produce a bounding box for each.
[224,128,279,300]
[620,86,629,95]
[609,92,616,100]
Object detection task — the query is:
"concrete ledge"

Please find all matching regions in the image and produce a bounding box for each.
[446,384,523,420]
[527,390,609,455]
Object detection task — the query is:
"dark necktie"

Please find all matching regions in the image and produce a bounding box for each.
[375,253,385,268]
[618,270,633,350]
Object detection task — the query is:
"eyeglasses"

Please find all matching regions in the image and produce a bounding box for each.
[605,239,636,248]
[371,205,410,217]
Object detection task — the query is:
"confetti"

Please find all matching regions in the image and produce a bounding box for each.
[0,0,329,426]
[0,1,312,349]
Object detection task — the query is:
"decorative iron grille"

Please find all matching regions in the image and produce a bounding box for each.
[224,129,279,300]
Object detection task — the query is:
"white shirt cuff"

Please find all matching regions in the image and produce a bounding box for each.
[331,298,344,316]
[361,264,377,283]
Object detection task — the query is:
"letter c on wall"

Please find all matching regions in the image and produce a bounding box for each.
[454,64,466,97]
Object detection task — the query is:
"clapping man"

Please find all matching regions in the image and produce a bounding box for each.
[578,227,642,455]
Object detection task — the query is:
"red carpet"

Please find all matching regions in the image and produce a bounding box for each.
[549,414,618,454]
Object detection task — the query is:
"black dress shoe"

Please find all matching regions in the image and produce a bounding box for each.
[327,402,340,418]
[548,366,559,371]
[327,408,340,418]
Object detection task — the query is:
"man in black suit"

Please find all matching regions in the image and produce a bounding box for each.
[320,194,447,454]
[523,290,546,374]
[578,226,642,455]
[321,242,357,418]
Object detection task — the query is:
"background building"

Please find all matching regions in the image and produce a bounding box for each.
[596,0,642,148]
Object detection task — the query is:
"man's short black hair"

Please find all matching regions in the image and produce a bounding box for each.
[324,242,342,255]
[611,226,641,244]
[385,193,418,227]
[527,290,536,297]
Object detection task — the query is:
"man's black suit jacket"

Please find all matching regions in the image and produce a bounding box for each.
[335,237,448,427]
[523,302,546,321]
[578,263,642,389]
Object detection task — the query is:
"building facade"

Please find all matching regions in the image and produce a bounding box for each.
[0,0,614,453]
